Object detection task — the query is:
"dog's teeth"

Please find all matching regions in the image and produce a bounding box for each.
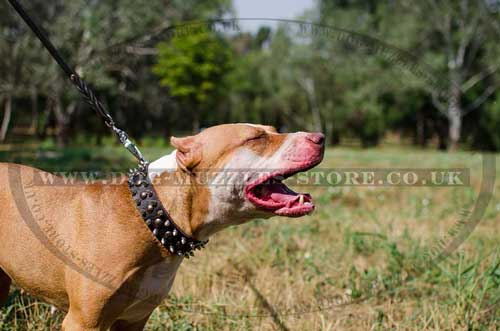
[304,202,312,206]
[299,195,304,204]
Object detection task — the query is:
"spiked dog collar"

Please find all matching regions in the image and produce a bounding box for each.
[128,164,208,258]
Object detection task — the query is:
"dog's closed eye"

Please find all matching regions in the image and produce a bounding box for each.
[245,132,266,143]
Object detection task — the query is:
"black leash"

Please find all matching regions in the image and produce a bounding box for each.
[7,0,146,165]
[7,0,208,256]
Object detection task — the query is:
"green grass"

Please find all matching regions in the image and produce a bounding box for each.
[0,144,499,330]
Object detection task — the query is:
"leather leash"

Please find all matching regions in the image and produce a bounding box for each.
[7,0,207,257]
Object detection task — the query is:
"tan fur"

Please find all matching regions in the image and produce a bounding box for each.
[0,124,324,330]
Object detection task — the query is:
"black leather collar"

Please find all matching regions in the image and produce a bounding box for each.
[128,164,208,258]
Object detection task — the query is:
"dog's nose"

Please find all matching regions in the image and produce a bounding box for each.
[306,132,325,145]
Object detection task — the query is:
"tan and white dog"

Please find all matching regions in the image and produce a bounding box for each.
[0,123,324,331]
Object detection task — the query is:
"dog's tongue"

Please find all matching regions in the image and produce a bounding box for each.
[262,182,297,202]
[260,182,311,205]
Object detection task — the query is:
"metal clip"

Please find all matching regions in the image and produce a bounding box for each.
[112,126,146,164]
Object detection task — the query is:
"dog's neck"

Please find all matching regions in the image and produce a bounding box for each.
[147,150,209,241]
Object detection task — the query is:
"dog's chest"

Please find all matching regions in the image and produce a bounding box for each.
[119,258,182,321]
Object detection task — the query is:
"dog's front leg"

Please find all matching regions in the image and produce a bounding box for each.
[62,309,108,331]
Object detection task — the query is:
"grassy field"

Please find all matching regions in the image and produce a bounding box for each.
[0,143,499,331]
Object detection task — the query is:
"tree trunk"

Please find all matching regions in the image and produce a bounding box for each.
[38,99,53,139]
[447,86,462,151]
[192,110,200,134]
[300,77,322,132]
[0,96,12,142]
[416,107,425,147]
[53,99,76,148]
[325,121,340,146]
[30,88,39,134]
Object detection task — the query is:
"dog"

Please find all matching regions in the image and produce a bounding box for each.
[0,123,324,330]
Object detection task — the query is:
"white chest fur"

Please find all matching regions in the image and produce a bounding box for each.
[118,257,183,322]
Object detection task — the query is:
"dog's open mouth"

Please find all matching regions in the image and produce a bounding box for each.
[245,163,317,217]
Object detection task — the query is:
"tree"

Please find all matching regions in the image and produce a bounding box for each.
[153,31,233,132]
[0,1,44,142]
[315,0,500,150]
[1,0,233,145]
[411,1,500,150]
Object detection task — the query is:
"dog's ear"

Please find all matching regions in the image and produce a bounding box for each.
[261,125,278,133]
[170,136,202,172]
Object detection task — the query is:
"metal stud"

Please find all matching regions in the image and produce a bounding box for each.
[128,166,209,256]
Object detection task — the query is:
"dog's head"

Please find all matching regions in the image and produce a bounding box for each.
[150,124,325,238]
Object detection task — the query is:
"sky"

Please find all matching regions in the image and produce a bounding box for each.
[232,0,314,31]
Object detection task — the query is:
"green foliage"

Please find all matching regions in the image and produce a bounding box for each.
[153,31,233,131]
